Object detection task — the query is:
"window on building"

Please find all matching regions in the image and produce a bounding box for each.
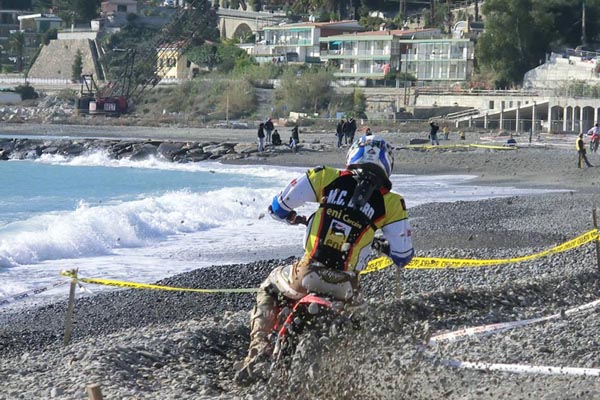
[489,101,495,109]
[117,5,127,12]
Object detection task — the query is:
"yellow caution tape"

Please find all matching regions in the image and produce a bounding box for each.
[60,270,259,294]
[362,229,599,273]
[408,229,599,269]
[470,144,518,150]
[403,144,517,151]
[360,256,395,274]
[61,229,599,291]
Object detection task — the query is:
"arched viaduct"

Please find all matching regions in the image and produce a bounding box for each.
[215,7,286,40]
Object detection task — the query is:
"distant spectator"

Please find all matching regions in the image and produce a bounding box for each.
[443,125,450,140]
[342,118,351,145]
[289,136,297,153]
[348,117,357,143]
[291,124,300,144]
[587,123,599,136]
[505,135,517,147]
[264,118,274,144]
[272,129,282,146]
[591,130,600,153]
[429,121,440,145]
[257,123,265,152]
[588,123,599,153]
[459,131,466,140]
[577,132,593,168]
[365,127,373,136]
[336,119,344,148]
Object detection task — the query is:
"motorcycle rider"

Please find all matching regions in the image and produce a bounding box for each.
[235,134,415,384]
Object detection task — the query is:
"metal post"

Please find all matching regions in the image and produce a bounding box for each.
[593,209,600,274]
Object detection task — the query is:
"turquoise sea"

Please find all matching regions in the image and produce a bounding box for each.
[0,151,558,306]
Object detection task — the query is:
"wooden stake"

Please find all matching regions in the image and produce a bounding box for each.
[63,268,78,346]
[87,384,103,400]
[395,266,403,299]
[593,209,600,274]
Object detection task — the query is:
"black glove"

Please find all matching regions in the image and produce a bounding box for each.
[286,211,307,225]
[372,237,390,256]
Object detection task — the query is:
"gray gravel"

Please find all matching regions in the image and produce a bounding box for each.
[2,124,600,399]
[2,192,600,399]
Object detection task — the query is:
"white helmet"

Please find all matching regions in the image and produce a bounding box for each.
[346,135,394,178]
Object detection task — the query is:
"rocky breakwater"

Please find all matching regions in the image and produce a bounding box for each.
[0,137,329,163]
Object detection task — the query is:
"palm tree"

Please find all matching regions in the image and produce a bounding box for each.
[8,31,25,73]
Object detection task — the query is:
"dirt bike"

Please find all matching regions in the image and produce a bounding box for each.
[267,213,389,376]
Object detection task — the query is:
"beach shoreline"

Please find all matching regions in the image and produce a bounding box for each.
[2,122,600,399]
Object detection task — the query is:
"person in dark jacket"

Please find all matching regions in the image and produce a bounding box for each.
[257,123,265,152]
[429,121,440,146]
[264,118,274,144]
[577,132,593,168]
[348,117,357,143]
[271,129,282,145]
[342,119,351,145]
[336,119,344,148]
[290,125,299,153]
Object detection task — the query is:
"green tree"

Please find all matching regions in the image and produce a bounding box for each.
[72,49,83,83]
[71,0,101,22]
[186,42,250,73]
[353,89,367,119]
[2,0,32,9]
[187,44,219,71]
[535,0,600,48]
[8,31,25,73]
[476,0,551,88]
[275,67,334,114]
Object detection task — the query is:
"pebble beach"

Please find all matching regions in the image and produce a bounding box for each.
[1,122,600,399]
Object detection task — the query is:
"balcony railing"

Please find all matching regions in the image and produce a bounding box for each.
[321,49,392,57]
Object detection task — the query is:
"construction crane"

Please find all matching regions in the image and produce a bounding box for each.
[79,0,215,116]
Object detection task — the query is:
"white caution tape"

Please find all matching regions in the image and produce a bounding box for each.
[439,359,600,377]
[429,297,600,345]
[427,298,600,377]
[0,280,69,307]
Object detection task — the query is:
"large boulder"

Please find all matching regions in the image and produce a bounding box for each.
[157,142,187,161]
[129,143,159,161]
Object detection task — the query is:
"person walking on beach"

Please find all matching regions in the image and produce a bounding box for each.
[429,121,440,145]
[336,119,344,148]
[587,123,599,137]
[291,124,299,144]
[577,132,593,168]
[257,123,265,153]
[348,117,357,143]
[342,118,351,145]
[264,118,274,145]
[235,134,414,385]
[588,123,600,153]
[442,124,450,140]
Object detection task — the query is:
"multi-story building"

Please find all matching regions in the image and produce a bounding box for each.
[18,13,62,33]
[319,28,440,79]
[320,28,474,83]
[260,20,362,63]
[401,38,474,82]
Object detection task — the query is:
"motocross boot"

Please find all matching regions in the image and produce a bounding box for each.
[235,287,277,386]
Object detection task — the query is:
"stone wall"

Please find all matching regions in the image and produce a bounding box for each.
[28,39,99,81]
